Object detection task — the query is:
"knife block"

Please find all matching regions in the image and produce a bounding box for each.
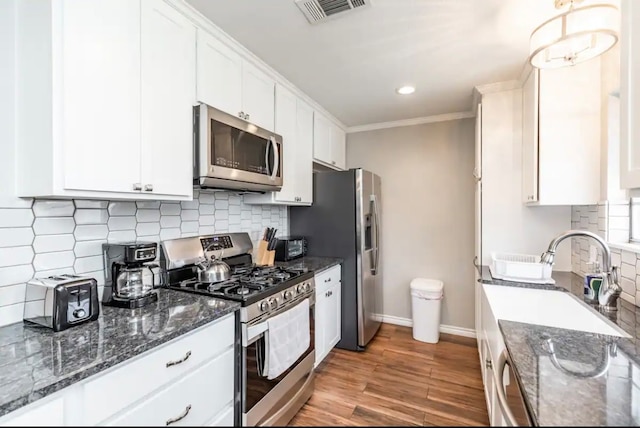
[256,240,268,266]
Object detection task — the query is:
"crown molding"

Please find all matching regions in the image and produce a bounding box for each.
[346,111,475,134]
[474,79,522,95]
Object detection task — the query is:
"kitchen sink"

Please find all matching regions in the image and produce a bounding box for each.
[483,284,630,338]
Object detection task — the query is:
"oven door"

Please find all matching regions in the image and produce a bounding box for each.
[243,296,315,426]
[196,104,283,191]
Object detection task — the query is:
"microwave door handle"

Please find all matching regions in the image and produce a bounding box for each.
[270,136,279,181]
[264,139,270,176]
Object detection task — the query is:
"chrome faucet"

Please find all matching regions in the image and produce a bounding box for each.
[541,230,621,311]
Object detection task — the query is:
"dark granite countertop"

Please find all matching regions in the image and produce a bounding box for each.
[0,289,239,418]
[276,256,342,274]
[480,266,640,426]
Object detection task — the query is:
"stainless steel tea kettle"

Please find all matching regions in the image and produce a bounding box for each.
[196,243,231,283]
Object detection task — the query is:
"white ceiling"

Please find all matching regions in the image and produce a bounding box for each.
[187,0,558,127]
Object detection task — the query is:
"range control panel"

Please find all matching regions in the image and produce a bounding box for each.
[201,235,233,251]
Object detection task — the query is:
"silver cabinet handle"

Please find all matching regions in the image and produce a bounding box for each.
[238,111,244,118]
[245,113,250,120]
[325,277,331,283]
[144,184,153,192]
[166,405,191,426]
[133,183,142,191]
[166,350,191,368]
[495,350,518,427]
[485,358,492,369]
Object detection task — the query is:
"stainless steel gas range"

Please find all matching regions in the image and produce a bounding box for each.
[159,233,315,427]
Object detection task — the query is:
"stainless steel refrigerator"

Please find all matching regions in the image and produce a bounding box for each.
[290,168,382,351]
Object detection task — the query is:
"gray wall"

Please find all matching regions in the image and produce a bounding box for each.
[347,119,476,329]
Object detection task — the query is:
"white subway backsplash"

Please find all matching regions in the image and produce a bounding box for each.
[0,191,287,326]
[571,202,640,307]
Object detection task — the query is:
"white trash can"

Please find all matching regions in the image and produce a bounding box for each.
[410,278,444,343]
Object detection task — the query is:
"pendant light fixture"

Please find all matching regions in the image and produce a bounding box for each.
[529,0,620,69]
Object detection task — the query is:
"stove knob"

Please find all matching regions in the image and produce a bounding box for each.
[284,290,293,300]
[269,298,278,309]
[259,301,269,312]
[304,282,312,292]
[296,284,304,293]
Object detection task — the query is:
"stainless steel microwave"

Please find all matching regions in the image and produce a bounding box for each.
[194,104,283,192]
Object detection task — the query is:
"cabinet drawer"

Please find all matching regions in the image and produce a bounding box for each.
[0,396,64,427]
[207,405,234,426]
[315,265,341,294]
[84,314,234,425]
[106,347,235,426]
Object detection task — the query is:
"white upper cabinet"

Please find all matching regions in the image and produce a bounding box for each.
[313,113,333,165]
[521,59,601,206]
[140,0,196,198]
[331,125,346,170]
[58,0,142,195]
[244,85,313,206]
[313,112,346,170]
[241,61,275,132]
[16,0,195,201]
[521,69,539,203]
[196,29,242,119]
[295,99,314,204]
[196,33,275,132]
[621,0,640,189]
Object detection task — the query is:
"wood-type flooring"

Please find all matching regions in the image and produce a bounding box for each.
[289,323,490,426]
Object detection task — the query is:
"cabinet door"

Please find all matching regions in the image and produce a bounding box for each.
[295,99,314,204]
[331,124,346,170]
[522,69,539,203]
[196,30,242,117]
[538,59,601,205]
[621,0,640,188]
[313,112,332,165]
[140,0,195,198]
[314,289,327,367]
[326,281,342,350]
[242,61,275,132]
[62,0,141,193]
[273,84,298,203]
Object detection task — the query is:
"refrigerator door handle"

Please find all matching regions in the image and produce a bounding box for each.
[371,195,380,275]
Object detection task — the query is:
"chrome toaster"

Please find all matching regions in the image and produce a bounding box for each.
[23,274,100,332]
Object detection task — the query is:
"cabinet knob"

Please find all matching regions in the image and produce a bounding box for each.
[245,113,250,120]
[144,184,154,192]
[133,183,142,191]
[238,111,244,118]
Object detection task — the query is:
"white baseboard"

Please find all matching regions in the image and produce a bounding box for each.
[374,314,477,339]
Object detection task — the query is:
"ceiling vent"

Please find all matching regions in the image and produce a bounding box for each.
[295,0,371,24]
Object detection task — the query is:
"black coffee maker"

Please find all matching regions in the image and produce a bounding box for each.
[102,242,159,309]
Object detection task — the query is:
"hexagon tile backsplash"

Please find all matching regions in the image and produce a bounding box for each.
[0,191,288,326]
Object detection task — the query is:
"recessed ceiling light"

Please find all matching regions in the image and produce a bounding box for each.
[396,86,415,95]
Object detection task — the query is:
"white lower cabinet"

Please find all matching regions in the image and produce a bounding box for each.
[314,265,342,367]
[0,314,236,427]
[105,349,234,426]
